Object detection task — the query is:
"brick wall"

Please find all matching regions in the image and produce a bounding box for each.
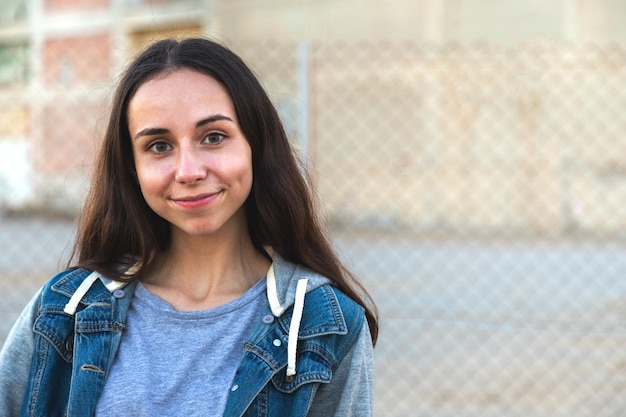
[44,0,109,13]
[43,35,111,86]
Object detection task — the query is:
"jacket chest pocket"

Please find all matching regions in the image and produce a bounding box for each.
[33,312,76,363]
[270,348,334,393]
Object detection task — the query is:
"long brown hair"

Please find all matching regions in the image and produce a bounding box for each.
[73,37,378,344]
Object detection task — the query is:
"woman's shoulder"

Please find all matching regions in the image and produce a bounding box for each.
[271,252,366,333]
[38,267,110,306]
[303,284,366,331]
[41,267,94,293]
[291,284,367,365]
[285,284,366,355]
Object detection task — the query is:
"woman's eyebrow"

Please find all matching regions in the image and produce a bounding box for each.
[133,115,234,141]
[134,127,169,141]
[196,114,234,128]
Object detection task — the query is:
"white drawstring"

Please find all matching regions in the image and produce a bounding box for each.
[286,278,308,381]
[261,250,309,381]
[266,262,285,317]
[63,271,101,316]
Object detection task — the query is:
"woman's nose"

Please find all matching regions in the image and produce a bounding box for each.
[175,147,208,184]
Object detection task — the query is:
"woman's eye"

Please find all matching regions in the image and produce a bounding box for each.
[204,132,225,145]
[147,142,171,153]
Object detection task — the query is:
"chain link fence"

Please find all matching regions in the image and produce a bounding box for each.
[2,39,626,416]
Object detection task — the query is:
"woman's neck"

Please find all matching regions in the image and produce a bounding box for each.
[141,231,270,311]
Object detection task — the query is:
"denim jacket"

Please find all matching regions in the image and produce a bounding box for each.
[0,253,374,417]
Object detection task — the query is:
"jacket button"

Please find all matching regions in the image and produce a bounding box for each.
[262,314,274,324]
[113,289,125,299]
[273,339,282,347]
[231,384,239,392]
[65,336,74,352]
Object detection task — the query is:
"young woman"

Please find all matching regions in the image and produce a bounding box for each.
[0,38,378,417]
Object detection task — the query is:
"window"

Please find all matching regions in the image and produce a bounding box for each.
[0,0,28,23]
[0,43,29,86]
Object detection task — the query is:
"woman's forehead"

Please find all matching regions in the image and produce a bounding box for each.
[128,69,238,128]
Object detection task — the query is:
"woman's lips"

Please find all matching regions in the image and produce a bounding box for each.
[172,192,221,209]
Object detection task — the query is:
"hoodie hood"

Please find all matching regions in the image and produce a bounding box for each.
[265,250,332,317]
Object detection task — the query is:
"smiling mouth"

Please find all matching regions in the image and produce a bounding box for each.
[172,192,221,208]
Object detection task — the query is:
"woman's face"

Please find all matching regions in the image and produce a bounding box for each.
[127,69,253,239]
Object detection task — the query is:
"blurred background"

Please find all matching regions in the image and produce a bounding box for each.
[2,0,626,415]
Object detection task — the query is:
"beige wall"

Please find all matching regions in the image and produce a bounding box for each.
[214,0,626,46]
[209,0,626,236]
[1,0,626,234]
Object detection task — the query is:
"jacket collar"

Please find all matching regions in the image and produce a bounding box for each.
[51,250,331,318]
[51,268,132,316]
